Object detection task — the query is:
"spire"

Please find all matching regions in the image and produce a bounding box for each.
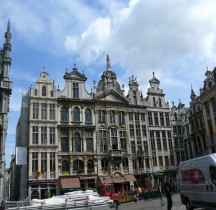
[106,55,111,71]
[4,19,12,45]
[190,84,196,100]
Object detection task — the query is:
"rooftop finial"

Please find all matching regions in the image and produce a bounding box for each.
[153,71,155,78]
[43,66,46,72]
[207,66,208,71]
[7,19,11,32]
[106,55,111,71]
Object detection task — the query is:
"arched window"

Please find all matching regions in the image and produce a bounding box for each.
[34,89,37,96]
[74,132,81,152]
[85,108,92,123]
[87,160,94,171]
[73,107,80,121]
[153,97,156,107]
[62,160,69,172]
[73,160,84,172]
[42,86,46,96]
[101,158,108,169]
[159,98,162,107]
[61,107,68,121]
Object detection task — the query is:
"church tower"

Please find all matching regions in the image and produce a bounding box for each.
[0,20,12,203]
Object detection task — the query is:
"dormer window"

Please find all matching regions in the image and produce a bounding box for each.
[133,91,137,105]
[159,98,162,107]
[73,83,79,99]
[153,97,156,107]
[42,86,46,96]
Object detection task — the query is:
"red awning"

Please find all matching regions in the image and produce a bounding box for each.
[112,176,125,183]
[60,177,80,189]
[124,174,136,182]
[99,176,113,184]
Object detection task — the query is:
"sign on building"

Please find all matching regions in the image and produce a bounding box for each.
[16,147,27,165]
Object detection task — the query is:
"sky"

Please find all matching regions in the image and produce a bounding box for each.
[1,0,216,167]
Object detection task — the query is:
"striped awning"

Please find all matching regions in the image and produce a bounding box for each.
[112,176,125,183]
[99,176,113,184]
[60,177,80,189]
[124,174,136,182]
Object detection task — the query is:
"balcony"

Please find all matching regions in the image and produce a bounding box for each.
[110,149,123,157]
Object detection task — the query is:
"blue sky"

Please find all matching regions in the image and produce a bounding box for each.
[1,0,216,167]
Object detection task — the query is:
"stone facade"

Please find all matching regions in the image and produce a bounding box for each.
[0,21,12,204]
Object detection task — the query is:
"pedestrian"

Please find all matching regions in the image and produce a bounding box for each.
[165,180,173,210]
[158,181,164,207]
[134,187,138,203]
[138,186,142,200]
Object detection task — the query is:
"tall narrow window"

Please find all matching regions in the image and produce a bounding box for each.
[159,98,162,107]
[142,125,146,137]
[153,97,156,107]
[86,130,93,152]
[34,89,37,96]
[156,131,161,150]
[73,83,79,98]
[32,126,38,144]
[111,129,118,149]
[62,160,69,172]
[110,110,115,124]
[41,152,47,173]
[98,110,105,123]
[41,103,47,120]
[154,112,159,126]
[87,160,94,171]
[133,91,137,104]
[73,160,84,172]
[136,124,141,137]
[205,102,210,116]
[85,108,92,123]
[148,112,153,125]
[50,152,56,172]
[50,127,55,145]
[101,158,108,169]
[162,131,167,151]
[74,132,81,152]
[32,152,38,172]
[61,107,68,121]
[33,102,39,119]
[150,131,155,151]
[50,90,54,97]
[141,113,145,121]
[73,107,80,121]
[135,113,139,121]
[119,112,125,124]
[168,131,173,150]
[160,113,164,126]
[42,86,46,96]
[131,141,136,154]
[143,141,149,156]
[122,158,128,168]
[61,129,68,152]
[119,131,126,151]
[165,113,170,126]
[41,126,47,144]
[129,112,133,121]
[49,104,55,120]
[129,124,134,137]
[99,130,107,152]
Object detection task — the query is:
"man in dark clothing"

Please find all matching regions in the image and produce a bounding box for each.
[165,181,173,210]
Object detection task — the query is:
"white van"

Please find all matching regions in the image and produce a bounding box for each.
[179,153,216,210]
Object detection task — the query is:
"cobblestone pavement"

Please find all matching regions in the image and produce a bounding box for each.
[118,193,204,210]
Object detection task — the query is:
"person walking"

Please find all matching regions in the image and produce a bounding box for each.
[165,180,173,210]
[158,181,164,207]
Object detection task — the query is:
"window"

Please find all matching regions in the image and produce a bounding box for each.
[34,89,37,96]
[162,131,167,150]
[41,103,47,120]
[159,156,163,166]
[133,91,137,104]
[87,160,94,171]
[85,108,92,123]
[153,97,156,107]
[119,112,125,124]
[150,131,155,151]
[168,131,173,150]
[136,124,141,137]
[142,125,146,137]
[143,141,149,156]
[99,130,107,152]
[41,126,47,144]
[156,131,161,150]
[42,86,46,96]
[170,156,175,165]
[132,159,137,170]
[209,166,216,185]
[159,98,162,107]
[165,113,170,126]
[165,156,169,166]
[32,126,38,144]
[160,113,164,126]
[131,141,136,154]
[32,152,38,172]
[152,156,157,166]
[73,107,80,121]
[145,159,150,168]
[49,104,55,120]
[119,131,126,150]
[86,131,93,152]
[74,132,81,152]
[61,107,68,121]
[111,129,118,149]
[98,110,105,123]
[50,152,55,172]
[73,83,79,99]
[110,110,115,124]
[135,113,139,121]
[122,158,128,168]
[41,152,47,173]
[61,129,68,152]
[50,127,55,144]
[101,158,108,169]
[33,102,39,119]
[141,113,145,121]
[129,124,134,137]
[211,97,216,113]
[154,112,159,126]
[129,112,133,121]
[148,112,153,125]
[62,160,69,172]
[50,90,54,97]
[73,160,84,172]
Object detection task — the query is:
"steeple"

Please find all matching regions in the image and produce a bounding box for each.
[106,55,111,71]
[190,84,196,102]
